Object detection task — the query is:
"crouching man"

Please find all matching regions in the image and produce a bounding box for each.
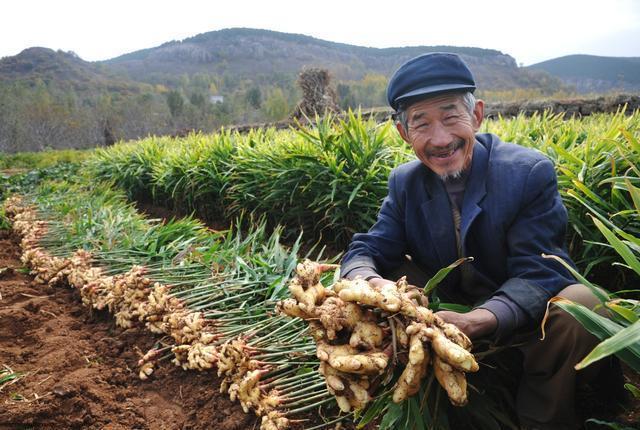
[341,52,615,430]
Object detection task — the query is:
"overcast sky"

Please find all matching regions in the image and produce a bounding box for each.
[2,0,639,66]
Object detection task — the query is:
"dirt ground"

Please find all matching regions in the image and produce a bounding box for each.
[0,230,259,430]
[1,226,639,430]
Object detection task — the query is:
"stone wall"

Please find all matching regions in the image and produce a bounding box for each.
[225,94,640,134]
[484,94,640,118]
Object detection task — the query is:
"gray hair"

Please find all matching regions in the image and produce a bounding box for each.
[395,91,477,133]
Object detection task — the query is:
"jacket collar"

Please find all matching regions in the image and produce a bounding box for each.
[419,138,488,266]
[460,139,488,245]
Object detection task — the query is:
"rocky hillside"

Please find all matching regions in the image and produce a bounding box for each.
[102,28,561,91]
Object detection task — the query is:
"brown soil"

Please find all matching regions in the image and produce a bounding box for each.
[0,230,259,430]
[1,226,638,430]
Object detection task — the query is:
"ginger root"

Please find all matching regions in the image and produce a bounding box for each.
[392,332,430,403]
[317,342,389,375]
[433,355,468,406]
[333,278,401,312]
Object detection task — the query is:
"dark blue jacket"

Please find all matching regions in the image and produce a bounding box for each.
[341,133,575,337]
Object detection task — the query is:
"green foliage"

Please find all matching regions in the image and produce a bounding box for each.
[485,109,640,286]
[90,136,173,200]
[336,74,388,109]
[0,163,83,200]
[543,196,640,373]
[23,177,301,278]
[0,149,91,169]
[225,112,409,243]
[90,111,410,244]
[0,366,23,388]
[166,90,185,118]
[245,86,262,109]
[537,178,640,430]
[89,110,640,290]
[0,208,9,230]
[148,131,236,217]
[262,88,290,121]
[625,383,640,398]
[189,92,206,108]
[424,258,473,296]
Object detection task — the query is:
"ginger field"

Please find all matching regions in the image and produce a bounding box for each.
[1,110,639,429]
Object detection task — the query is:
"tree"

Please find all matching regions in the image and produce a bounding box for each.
[167,90,184,118]
[263,88,290,121]
[337,83,356,110]
[190,92,206,108]
[246,86,262,109]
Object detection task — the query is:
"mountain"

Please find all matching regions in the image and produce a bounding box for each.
[101,28,558,92]
[0,28,632,154]
[527,55,640,93]
[0,48,166,154]
[0,47,145,94]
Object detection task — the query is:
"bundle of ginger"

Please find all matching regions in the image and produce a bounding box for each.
[276,259,479,411]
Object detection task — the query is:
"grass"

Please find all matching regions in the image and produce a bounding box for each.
[85,109,640,291]
[0,149,92,170]
[0,365,24,392]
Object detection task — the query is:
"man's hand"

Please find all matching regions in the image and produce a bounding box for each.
[436,308,497,340]
[366,278,495,339]
[368,276,400,290]
[367,276,430,308]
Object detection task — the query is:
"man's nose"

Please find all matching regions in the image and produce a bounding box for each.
[428,122,451,147]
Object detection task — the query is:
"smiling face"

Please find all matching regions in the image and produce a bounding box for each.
[397,93,484,180]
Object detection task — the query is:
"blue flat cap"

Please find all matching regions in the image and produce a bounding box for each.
[387,52,476,111]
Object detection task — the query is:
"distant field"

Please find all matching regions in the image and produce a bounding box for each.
[0,148,91,170]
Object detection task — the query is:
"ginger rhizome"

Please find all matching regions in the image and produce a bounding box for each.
[277,259,479,410]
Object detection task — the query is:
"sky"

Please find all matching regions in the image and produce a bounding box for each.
[2,0,639,66]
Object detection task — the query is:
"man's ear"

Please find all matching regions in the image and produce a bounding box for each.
[472,99,485,131]
[396,121,410,143]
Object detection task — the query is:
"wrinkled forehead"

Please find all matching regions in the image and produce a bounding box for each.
[406,93,465,122]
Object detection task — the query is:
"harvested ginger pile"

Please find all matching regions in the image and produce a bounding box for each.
[276,259,479,411]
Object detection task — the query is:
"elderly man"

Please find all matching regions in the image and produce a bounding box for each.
[341,53,614,430]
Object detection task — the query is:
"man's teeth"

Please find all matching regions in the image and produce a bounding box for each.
[434,149,455,158]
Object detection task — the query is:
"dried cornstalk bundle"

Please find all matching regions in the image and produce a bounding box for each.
[291,68,339,120]
[276,259,480,411]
